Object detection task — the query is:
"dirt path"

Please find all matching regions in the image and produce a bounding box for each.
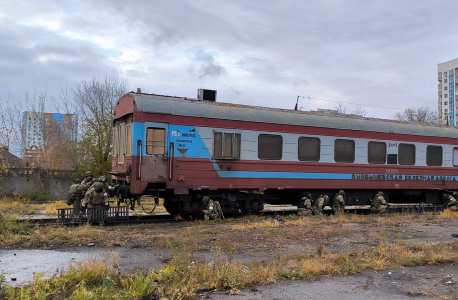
[205,263,458,300]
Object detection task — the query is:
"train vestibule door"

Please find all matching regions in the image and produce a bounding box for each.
[140,123,168,183]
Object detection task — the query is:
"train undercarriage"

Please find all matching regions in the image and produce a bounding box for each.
[113,182,447,217]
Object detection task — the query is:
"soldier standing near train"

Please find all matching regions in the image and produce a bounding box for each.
[67,178,83,217]
[370,191,387,214]
[443,193,458,211]
[202,196,223,220]
[311,195,328,215]
[81,171,95,195]
[332,190,345,215]
[82,182,110,208]
[297,193,313,216]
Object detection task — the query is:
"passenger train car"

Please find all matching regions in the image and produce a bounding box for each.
[110,89,458,215]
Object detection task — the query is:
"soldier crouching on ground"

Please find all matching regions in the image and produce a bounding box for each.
[202,196,224,220]
[370,191,387,214]
[332,190,345,215]
[443,193,458,212]
[297,193,313,216]
[312,194,328,215]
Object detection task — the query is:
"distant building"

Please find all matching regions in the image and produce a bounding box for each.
[21,112,78,165]
[0,146,22,169]
[437,59,458,125]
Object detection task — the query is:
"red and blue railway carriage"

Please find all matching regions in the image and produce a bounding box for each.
[110,90,458,215]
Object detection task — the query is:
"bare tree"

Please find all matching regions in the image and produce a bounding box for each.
[0,99,24,178]
[334,101,347,114]
[352,105,367,117]
[392,107,439,126]
[73,73,128,177]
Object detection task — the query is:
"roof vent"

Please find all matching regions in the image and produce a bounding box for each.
[197,89,217,102]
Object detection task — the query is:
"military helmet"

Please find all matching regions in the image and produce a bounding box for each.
[85,171,93,177]
[306,192,311,199]
[338,190,345,196]
[443,193,449,199]
[377,191,383,196]
[454,191,458,197]
[95,182,105,192]
[202,196,210,203]
[98,176,107,183]
[323,195,329,201]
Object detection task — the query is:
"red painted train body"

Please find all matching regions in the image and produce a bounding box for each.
[110,91,458,215]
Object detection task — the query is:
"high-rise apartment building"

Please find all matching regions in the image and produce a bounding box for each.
[22,112,78,162]
[437,59,458,125]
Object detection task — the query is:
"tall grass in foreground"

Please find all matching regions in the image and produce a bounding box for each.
[1,240,457,299]
[440,209,458,218]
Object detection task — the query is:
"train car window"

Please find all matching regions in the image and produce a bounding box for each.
[298,137,320,161]
[453,148,458,166]
[426,145,442,166]
[113,127,118,156]
[334,139,355,163]
[224,133,233,158]
[146,128,166,155]
[213,132,222,158]
[398,143,415,165]
[126,124,132,156]
[213,132,241,159]
[119,124,125,163]
[368,141,386,164]
[258,134,283,160]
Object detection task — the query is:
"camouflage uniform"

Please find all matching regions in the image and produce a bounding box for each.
[443,193,458,212]
[202,196,223,220]
[67,178,83,212]
[370,191,387,214]
[297,193,313,216]
[332,190,345,215]
[312,195,328,216]
[80,171,95,196]
[82,183,109,208]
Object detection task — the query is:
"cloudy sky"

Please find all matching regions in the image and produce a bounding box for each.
[0,0,456,117]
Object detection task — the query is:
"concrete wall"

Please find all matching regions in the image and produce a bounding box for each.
[0,168,75,200]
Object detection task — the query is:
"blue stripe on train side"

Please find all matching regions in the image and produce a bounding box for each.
[132,122,458,181]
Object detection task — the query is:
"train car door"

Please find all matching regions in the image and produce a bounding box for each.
[140,122,168,183]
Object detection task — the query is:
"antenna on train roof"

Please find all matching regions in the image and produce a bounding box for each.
[294,96,299,111]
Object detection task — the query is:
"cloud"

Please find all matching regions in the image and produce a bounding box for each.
[0,0,457,118]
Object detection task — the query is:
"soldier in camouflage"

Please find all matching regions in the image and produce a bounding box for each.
[332,190,345,215]
[202,196,224,220]
[312,195,328,216]
[67,178,83,216]
[370,191,388,214]
[82,182,109,208]
[81,171,95,195]
[297,193,313,216]
[443,193,458,212]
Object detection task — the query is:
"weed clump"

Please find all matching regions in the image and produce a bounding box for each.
[0,213,31,235]
[24,185,51,202]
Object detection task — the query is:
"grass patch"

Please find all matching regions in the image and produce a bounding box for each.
[440,209,458,218]
[1,240,457,299]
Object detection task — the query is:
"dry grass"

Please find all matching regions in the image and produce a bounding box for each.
[440,209,458,218]
[2,240,457,299]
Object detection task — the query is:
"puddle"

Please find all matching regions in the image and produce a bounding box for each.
[0,247,170,287]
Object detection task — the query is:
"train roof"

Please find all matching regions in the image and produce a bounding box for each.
[115,92,458,139]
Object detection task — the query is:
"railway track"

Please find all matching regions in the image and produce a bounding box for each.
[16,203,445,226]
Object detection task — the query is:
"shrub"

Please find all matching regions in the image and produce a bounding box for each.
[24,185,51,202]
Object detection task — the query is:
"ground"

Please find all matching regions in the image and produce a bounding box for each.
[1,208,458,299]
